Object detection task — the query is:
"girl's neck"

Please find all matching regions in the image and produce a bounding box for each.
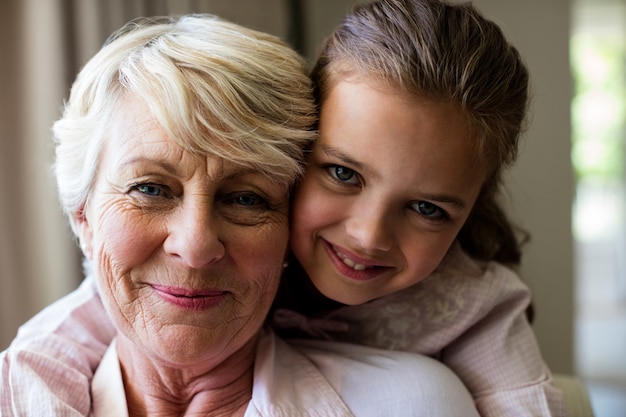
[273,259,346,316]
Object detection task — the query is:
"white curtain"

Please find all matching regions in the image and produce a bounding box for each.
[0,0,293,350]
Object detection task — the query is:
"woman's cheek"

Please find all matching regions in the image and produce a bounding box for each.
[91,207,157,331]
[99,204,161,265]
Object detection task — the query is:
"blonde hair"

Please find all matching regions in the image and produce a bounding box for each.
[312,0,530,264]
[53,14,316,235]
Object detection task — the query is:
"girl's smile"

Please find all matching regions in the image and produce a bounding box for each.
[323,239,394,281]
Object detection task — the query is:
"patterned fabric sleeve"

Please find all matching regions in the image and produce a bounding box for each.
[271,243,568,416]
[0,275,115,416]
[439,261,568,416]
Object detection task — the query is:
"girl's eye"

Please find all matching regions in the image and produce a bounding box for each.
[327,165,360,185]
[411,201,446,220]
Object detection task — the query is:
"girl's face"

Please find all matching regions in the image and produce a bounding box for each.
[290,78,484,305]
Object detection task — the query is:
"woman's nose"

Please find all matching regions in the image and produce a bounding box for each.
[163,201,225,268]
[344,203,393,252]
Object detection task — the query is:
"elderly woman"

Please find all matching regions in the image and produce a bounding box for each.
[53,14,314,416]
[1,14,479,416]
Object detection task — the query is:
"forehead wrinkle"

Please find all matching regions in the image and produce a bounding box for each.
[204,153,225,180]
[114,142,183,173]
[116,155,177,174]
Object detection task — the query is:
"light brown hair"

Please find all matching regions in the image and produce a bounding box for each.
[312,0,530,264]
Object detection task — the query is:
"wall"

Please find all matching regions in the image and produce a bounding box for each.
[470,0,574,374]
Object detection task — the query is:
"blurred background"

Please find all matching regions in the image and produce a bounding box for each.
[0,0,624,415]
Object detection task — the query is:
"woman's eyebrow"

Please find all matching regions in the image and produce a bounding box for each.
[220,168,262,181]
[117,157,179,175]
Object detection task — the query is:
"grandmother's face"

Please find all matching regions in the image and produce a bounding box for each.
[76,96,289,367]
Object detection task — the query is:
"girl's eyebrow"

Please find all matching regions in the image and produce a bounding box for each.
[319,144,368,173]
[419,193,467,210]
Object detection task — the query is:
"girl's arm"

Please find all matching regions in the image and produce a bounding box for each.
[1,275,115,416]
[439,262,567,417]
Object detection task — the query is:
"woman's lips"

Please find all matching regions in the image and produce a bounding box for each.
[150,284,227,310]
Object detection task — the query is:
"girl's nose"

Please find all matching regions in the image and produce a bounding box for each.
[163,201,225,268]
[344,203,393,252]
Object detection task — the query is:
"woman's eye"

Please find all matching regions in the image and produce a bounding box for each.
[221,192,268,209]
[411,201,446,219]
[234,194,264,207]
[131,183,170,198]
[137,185,160,196]
[219,192,279,226]
[327,165,360,185]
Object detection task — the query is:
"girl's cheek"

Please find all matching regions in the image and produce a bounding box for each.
[293,198,330,233]
[295,182,342,223]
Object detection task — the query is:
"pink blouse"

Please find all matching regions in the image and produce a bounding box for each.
[271,243,567,416]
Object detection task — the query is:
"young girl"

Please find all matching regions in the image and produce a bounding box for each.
[2,0,566,415]
[270,1,566,415]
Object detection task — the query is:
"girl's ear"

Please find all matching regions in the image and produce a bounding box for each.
[74,206,93,259]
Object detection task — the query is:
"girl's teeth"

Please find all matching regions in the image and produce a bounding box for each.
[337,252,368,270]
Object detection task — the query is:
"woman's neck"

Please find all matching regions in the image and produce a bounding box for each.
[116,333,255,416]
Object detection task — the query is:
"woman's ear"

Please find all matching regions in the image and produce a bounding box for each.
[74,206,93,259]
